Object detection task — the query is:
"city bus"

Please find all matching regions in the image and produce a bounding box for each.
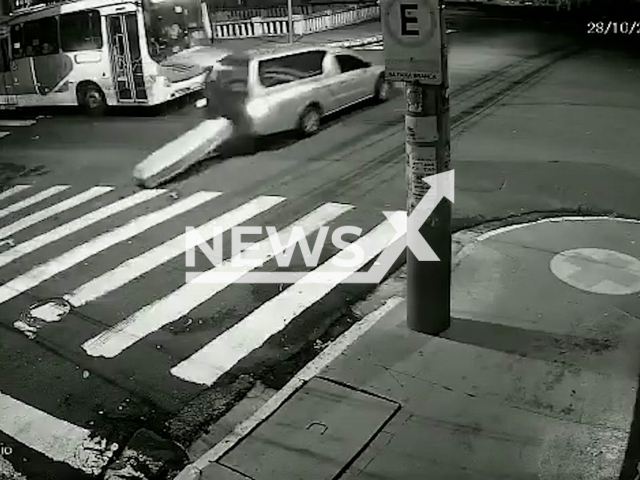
[0,0,218,114]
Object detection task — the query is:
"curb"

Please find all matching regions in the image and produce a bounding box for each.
[326,34,382,48]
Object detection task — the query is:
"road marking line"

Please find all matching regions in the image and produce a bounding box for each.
[0,132,10,140]
[353,42,383,50]
[171,217,401,386]
[0,389,119,475]
[0,185,70,221]
[0,186,114,240]
[0,190,164,269]
[82,202,353,359]
[175,296,404,479]
[0,185,31,202]
[0,191,219,305]
[0,119,36,127]
[66,195,285,308]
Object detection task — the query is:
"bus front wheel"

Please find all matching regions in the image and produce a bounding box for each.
[77,83,107,116]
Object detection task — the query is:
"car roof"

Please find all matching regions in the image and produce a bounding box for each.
[244,43,346,60]
[216,44,367,68]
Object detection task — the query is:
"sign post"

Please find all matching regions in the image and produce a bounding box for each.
[382,0,451,334]
[287,0,294,43]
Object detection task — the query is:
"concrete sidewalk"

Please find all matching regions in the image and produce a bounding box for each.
[210,20,382,51]
[191,216,640,480]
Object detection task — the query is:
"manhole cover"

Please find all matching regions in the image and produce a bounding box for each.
[14,298,71,339]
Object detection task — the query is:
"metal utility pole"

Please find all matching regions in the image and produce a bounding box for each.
[287,0,293,43]
[382,0,452,335]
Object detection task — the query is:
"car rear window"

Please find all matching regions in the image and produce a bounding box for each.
[258,50,326,88]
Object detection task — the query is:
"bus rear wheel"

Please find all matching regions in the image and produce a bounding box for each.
[78,84,107,116]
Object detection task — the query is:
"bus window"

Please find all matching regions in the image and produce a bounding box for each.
[60,10,103,52]
[142,0,207,63]
[11,24,24,59]
[23,17,59,56]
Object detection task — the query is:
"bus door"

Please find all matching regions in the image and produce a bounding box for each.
[7,24,36,97]
[0,32,17,108]
[106,13,148,103]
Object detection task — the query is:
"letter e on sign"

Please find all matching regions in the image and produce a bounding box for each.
[400,4,419,36]
[382,0,442,84]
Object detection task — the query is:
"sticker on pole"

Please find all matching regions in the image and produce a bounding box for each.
[381,0,442,84]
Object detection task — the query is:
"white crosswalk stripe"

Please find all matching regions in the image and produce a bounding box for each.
[0,189,163,269]
[0,186,113,240]
[0,120,37,127]
[0,185,32,202]
[0,182,402,477]
[0,118,39,141]
[0,389,118,475]
[0,185,69,221]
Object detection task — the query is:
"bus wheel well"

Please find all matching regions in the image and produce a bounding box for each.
[76,81,107,115]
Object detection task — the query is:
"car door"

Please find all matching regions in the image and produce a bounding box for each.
[319,53,344,114]
[255,50,330,134]
[333,53,374,106]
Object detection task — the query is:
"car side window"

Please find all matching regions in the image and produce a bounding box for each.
[258,50,326,88]
[336,54,369,73]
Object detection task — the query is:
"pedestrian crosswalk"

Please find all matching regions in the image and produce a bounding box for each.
[0,182,405,477]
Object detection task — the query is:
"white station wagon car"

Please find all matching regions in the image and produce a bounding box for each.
[203,44,391,137]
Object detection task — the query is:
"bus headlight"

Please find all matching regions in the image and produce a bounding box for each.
[245,99,270,119]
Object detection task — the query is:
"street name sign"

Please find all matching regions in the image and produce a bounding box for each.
[381,0,442,84]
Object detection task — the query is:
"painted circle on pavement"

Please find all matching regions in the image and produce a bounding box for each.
[550,248,640,295]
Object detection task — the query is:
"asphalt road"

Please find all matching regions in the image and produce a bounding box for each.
[1,9,639,480]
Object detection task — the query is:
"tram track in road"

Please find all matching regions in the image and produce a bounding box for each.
[281,44,584,202]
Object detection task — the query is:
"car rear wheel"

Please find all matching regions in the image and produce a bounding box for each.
[374,75,391,103]
[298,105,322,136]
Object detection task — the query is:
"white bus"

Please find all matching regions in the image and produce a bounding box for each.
[0,0,217,114]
